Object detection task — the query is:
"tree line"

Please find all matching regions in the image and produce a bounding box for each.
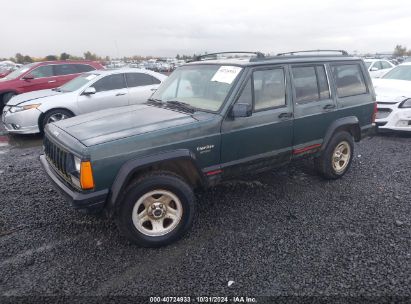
[1,51,108,64]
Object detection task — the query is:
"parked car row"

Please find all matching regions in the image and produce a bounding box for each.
[2,68,166,134]
[0,60,104,105]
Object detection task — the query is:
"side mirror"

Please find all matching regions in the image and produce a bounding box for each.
[22,74,34,80]
[370,67,379,71]
[231,103,252,118]
[83,87,96,95]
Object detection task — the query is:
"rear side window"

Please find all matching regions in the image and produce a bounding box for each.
[331,64,367,97]
[253,68,286,110]
[92,74,126,92]
[54,64,77,76]
[29,65,54,78]
[75,64,95,73]
[292,65,330,103]
[125,73,160,87]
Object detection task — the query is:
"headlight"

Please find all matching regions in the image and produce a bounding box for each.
[399,98,411,108]
[74,156,81,172]
[9,104,40,113]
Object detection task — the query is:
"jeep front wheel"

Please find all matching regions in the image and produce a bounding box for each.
[116,172,195,247]
[315,131,354,179]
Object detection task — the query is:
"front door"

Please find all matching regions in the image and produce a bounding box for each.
[77,73,129,114]
[221,66,294,177]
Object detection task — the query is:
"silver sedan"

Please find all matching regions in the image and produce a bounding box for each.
[2,68,166,134]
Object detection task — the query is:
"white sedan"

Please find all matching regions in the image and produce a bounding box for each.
[2,69,166,134]
[364,59,395,78]
[373,63,411,132]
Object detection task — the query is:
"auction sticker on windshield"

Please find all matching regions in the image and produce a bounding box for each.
[211,66,242,84]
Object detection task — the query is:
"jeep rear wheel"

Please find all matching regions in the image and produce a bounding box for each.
[115,172,195,247]
[315,131,354,179]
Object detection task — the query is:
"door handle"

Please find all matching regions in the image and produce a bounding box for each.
[115,92,126,96]
[323,104,336,110]
[48,80,56,83]
[278,112,293,119]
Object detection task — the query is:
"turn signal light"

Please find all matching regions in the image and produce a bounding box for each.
[80,161,95,190]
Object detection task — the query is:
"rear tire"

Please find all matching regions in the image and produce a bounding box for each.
[115,171,195,247]
[41,109,73,130]
[315,131,354,179]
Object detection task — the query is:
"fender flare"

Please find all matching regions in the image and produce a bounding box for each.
[107,149,206,212]
[321,116,360,151]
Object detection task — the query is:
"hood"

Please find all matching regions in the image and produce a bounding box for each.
[6,89,63,106]
[373,78,411,102]
[54,104,198,146]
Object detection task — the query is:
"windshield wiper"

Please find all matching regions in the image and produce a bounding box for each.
[165,100,196,113]
[52,87,62,92]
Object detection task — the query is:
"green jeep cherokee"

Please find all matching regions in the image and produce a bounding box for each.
[40,50,376,247]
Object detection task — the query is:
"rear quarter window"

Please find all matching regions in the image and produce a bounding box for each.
[331,63,367,98]
[75,64,96,73]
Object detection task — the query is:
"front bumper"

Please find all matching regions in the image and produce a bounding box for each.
[40,155,108,212]
[2,108,41,134]
[376,104,411,132]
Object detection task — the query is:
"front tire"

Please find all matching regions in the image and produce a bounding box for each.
[115,171,195,247]
[41,109,73,130]
[315,131,354,179]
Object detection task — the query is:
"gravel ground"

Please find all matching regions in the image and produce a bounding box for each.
[0,126,410,301]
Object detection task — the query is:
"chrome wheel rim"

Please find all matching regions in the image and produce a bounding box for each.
[47,113,69,124]
[132,189,183,237]
[332,141,351,174]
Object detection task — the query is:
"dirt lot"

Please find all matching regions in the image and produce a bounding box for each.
[0,125,410,300]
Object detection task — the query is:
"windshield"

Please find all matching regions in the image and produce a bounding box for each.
[382,65,411,81]
[2,63,35,80]
[59,73,99,92]
[151,64,242,112]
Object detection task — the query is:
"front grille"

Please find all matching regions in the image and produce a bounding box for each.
[44,136,70,179]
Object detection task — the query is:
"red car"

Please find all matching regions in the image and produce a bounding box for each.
[0,60,104,105]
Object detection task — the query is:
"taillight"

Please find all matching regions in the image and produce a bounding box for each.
[372,102,377,123]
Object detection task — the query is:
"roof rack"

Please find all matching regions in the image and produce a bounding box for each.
[276,50,349,56]
[192,51,265,62]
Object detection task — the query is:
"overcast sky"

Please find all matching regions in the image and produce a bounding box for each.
[1,0,410,58]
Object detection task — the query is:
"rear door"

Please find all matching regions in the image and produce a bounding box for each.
[125,72,161,104]
[290,63,336,155]
[18,65,56,93]
[76,73,129,114]
[220,65,294,177]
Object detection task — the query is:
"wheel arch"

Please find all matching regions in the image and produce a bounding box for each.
[107,149,206,216]
[0,90,19,104]
[322,116,361,151]
[38,107,75,132]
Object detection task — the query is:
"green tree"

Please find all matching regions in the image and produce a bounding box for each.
[15,53,25,64]
[60,52,70,60]
[45,55,58,61]
[23,55,33,63]
[84,51,98,61]
[394,45,407,57]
